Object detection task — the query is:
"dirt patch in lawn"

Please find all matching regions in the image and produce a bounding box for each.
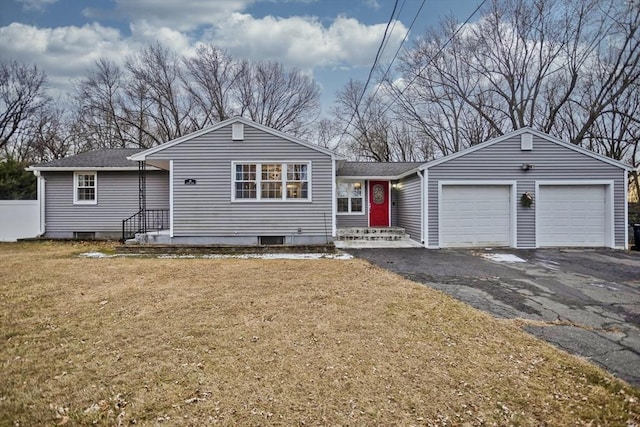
[1,242,638,426]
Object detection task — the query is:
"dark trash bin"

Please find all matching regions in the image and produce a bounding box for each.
[634,224,640,251]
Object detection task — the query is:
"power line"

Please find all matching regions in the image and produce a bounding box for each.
[367,0,426,111]
[336,0,400,146]
[380,0,488,117]
[378,0,408,63]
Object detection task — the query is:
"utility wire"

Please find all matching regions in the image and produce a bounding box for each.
[380,0,488,117]
[367,0,426,112]
[378,0,407,62]
[336,0,400,146]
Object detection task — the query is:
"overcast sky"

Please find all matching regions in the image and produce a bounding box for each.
[0,0,481,115]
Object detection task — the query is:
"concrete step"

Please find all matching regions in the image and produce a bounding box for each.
[126,230,171,245]
[337,227,410,241]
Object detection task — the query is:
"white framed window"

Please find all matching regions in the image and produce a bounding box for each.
[74,172,97,205]
[337,181,364,214]
[232,162,311,201]
[235,164,257,199]
[286,163,309,199]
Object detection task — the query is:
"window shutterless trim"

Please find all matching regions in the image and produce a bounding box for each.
[73,171,97,205]
[336,180,364,214]
[231,161,312,202]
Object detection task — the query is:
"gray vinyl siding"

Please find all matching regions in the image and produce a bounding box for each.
[426,134,626,248]
[396,174,422,241]
[336,180,368,228]
[42,170,169,238]
[148,123,333,240]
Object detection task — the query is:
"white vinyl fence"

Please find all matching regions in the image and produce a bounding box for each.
[0,200,40,241]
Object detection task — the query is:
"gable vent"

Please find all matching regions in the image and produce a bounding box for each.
[232,123,244,141]
[521,133,533,150]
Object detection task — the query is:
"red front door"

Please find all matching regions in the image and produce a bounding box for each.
[369,180,389,227]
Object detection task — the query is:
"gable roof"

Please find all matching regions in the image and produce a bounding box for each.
[27,148,144,171]
[337,161,423,179]
[129,116,338,161]
[421,127,631,171]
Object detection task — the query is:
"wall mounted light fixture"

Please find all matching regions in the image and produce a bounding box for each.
[521,163,534,171]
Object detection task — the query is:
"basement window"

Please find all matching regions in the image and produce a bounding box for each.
[259,236,285,245]
[73,231,96,240]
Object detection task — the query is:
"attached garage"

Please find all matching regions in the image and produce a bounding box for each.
[536,183,612,247]
[440,184,514,247]
[422,128,630,250]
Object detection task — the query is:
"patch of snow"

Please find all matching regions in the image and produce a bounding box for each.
[79,252,113,258]
[480,253,526,263]
[98,252,355,260]
[202,252,353,260]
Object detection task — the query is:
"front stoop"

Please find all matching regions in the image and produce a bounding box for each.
[126,229,171,245]
[335,227,422,248]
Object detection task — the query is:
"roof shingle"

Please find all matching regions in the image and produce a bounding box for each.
[336,161,423,178]
[30,148,144,169]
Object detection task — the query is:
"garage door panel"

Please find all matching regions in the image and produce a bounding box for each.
[441,185,511,247]
[538,185,606,247]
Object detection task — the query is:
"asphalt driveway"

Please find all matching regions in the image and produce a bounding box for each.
[348,247,640,387]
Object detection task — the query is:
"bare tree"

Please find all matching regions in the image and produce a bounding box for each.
[392,19,501,158]
[71,58,133,151]
[313,118,340,150]
[126,43,195,143]
[183,45,243,125]
[0,59,49,155]
[21,106,71,162]
[394,0,640,165]
[332,79,424,161]
[237,61,320,136]
[333,79,391,161]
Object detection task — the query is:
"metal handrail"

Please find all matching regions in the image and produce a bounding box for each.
[121,209,169,242]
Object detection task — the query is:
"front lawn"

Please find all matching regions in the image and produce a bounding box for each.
[1,242,638,425]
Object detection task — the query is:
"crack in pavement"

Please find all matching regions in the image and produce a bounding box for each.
[506,317,624,334]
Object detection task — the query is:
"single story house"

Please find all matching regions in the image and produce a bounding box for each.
[27,117,632,249]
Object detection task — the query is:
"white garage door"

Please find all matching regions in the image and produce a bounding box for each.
[537,185,606,247]
[441,185,511,247]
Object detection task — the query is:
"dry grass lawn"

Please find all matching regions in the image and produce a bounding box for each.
[1,242,638,426]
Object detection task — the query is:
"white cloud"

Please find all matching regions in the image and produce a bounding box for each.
[0,22,132,95]
[0,5,407,104]
[363,0,381,11]
[108,0,251,32]
[129,21,194,54]
[208,13,407,70]
[17,0,58,11]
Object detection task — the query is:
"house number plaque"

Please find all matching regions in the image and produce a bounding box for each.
[373,184,385,204]
[184,179,197,185]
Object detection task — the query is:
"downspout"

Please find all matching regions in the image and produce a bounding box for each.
[417,170,425,246]
[624,169,629,250]
[331,156,337,239]
[33,170,46,237]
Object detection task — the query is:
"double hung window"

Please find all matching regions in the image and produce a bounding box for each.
[74,172,97,204]
[337,181,363,213]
